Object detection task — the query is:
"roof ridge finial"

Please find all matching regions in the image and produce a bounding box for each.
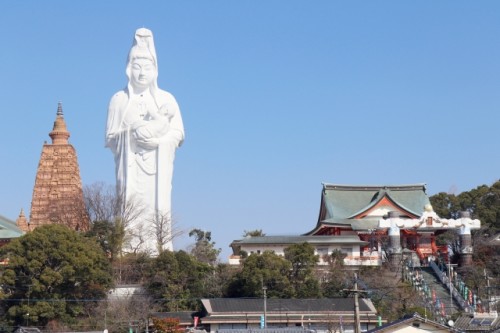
[57,101,63,116]
[49,101,70,145]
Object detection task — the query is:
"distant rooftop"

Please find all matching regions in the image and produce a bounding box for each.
[231,235,367,247]
[203,297,376,313]
[0,214,24,239]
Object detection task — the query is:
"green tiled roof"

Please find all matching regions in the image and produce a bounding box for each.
[305,184,430,234]
[321,183,430,219]
[320,218,380,230]
[0,214,24,239]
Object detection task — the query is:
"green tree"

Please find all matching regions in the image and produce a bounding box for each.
[143,250,211,312]
[188,229,221,265]
[322,250,349,297]
[430,180,500,232]
[226,251,293,298]
[429,192,460,219]
[242,229,265,237]
[86,219,125,262]
[205,263,236,298]
[284,242,321,298]
[0,225,112,328]
[459,181,500,232]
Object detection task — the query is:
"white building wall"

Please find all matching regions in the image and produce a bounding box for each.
[230,243,381,266]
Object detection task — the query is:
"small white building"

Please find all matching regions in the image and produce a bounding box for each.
[229,235,379,266]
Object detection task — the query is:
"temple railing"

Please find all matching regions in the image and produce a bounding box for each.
[228,254,382,266]
[343,255,382,266]
[429,260,472,313]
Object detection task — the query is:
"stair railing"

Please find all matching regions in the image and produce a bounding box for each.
[429,260,472,313]
[404,262,446,323]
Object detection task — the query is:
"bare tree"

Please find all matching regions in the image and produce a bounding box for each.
[84,182,145,229]
[90,294,158,333]
[84,183,148,256]
[84,182,186,257]
[46,192,90,231]
[120,193,146,233]
[125,222,148,254]
[147,211,185,254]
[83,182,119,222]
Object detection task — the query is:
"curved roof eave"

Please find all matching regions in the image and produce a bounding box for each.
[303,218,371,235]
[347,190,421,219]
[233,235,368,245]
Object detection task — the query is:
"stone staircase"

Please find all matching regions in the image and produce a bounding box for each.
[419,267,461,317]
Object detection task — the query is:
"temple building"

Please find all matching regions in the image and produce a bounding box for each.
[229,184,480,268]
[0,214,24,249]
[17,103,89,232]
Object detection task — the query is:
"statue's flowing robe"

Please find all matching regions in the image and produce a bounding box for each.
[105,88,184,251]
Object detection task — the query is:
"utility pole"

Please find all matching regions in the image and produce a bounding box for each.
[263,286,267,328]
[27,284,31,327]
[484,268,491,313]
[104,309,108,333]
[354,273,361,333]
[343,272,367,333]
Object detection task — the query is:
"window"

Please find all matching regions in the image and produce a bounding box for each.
[317,247,328,256]
[341,247,352,254]
[426,217,433,226]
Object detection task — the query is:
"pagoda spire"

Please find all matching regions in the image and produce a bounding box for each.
[16,208,29,232]
[49,102,70,145]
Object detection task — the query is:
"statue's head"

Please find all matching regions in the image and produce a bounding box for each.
[126,28,158,91]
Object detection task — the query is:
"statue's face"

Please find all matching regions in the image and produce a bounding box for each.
[130,57,156,88]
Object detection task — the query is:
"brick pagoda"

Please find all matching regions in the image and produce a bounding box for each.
[18,103,89,232]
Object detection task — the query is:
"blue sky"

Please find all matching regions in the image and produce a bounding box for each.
[1,1,499,260]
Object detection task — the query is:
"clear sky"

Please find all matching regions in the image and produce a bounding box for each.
[1,1,499,260]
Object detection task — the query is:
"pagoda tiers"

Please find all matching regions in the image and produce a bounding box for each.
[229,183,480,268]
[17,103,89,232]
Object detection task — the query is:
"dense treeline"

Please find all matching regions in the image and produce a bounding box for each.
[0,229,435,330]
[0,225,113,331]
[430,180,500,233]
[0,181,498,331]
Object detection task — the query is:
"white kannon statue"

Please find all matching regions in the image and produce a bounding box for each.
[106,28,184,254]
